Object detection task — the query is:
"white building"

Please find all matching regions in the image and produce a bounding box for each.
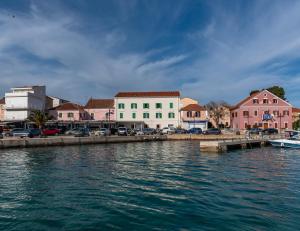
[5,86,46,121]
[47,96,69,108]
[115,91,181,129]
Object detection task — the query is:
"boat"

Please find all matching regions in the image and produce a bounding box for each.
[269,130,300,148]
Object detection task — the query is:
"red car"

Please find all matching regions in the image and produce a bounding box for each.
[42,128,60,136]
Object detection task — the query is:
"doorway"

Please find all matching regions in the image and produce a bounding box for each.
[263,123,268,129]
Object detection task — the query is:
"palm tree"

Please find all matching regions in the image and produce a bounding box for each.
[28,110,48,129]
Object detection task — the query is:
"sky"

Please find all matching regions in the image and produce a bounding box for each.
[1,0,300,106]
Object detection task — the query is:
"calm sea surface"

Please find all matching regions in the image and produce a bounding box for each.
[1,141,300,230]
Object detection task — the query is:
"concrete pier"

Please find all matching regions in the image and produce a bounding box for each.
[0,135,167,149]
[199,138,270,153]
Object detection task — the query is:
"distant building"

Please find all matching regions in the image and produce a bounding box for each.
[4,86,46,121]
[115,91,180,129]
[84,98,115,121]
[208,105,231,128]
[231,90,292,130]
[0,97,5,121]
[49,102,87,121]
[180,103,208,130]
[292,107,300,124]
[180,97,199,108]
[47,96,69,108]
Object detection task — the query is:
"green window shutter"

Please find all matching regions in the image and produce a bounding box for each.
[170,103,173,109]
[119,103,125,109]
[120,113,123,119]
[132,113,136,119]
[168,112,175,118]
[143,103,149,109]
[131,103,137,109]
[156,113,162,119]
[143,113,149,119]
[156,103,162,109]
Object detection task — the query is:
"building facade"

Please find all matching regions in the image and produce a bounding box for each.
[292,107,300,124]
[84,98,115,121]
[0,97,5,121]
[231,90,293,130]
[180,104,208,130]
[4,86,46,121]
[115,91,180,129]
[208,105,231,128]
[49,102,87,121]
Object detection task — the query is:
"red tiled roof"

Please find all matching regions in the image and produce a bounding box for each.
[52,102,84,111]
[230,91,261,111]
[180,104,205,111]
[0,97,5,104]
[292,107,300,113]
[85,99,114,109]
[115,91,180,97]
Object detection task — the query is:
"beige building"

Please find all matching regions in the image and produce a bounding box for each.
[180,97,198,108]
[292,107,300,123]
[180,103,208,130]
[0,97,5,121]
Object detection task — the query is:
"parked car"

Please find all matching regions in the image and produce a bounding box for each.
[65,128,80,135]
[10,128,41,138]
[143,128,156,135]
[110,128,118,135]
[42,128,60,136]
[175,128,187,134]
[0,133,3,139]
[262,128,278,135]
[73,128,91,137]
[95,128,111,136]
[162,127,176,134]
[117,127,128,136]
[188,127,202,134]
[249,128,263,134]
[203,128,221,135]
[135,129,144,136]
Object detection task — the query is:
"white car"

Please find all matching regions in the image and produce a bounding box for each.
[95,128,111,136]
[162,127,176,134]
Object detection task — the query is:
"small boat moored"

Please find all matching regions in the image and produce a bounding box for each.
[269,130,300,148]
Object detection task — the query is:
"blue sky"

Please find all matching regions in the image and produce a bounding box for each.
[1,0,300,106]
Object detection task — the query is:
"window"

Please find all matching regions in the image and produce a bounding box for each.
[283,110,289,116]
[187,111,192,118]
[169,103,174,109]
[119,113,123,119]
[253,99,259,104]
[143,112,150,119]
[156,103,162,109]
[168,112,175,118]
[273,99,278,104]
[91,113,94,120]
[195,111,200,117]
[143,103,149,109]
[118,103,125,109]
[275,123,278,128]
[273,110,279,116]
[254,110,258,116]
[58,113,62,118]
[132,113,136,119]
[156,113,162,119]
[67,113,74,118]
[131,103,137,109]
[244,123,248,129]
[232,113,234,118]
[235,112,238,117]
[263,99,269,104]
[285,122,288,129]
[243,111,249,117]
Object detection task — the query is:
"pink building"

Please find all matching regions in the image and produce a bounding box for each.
[84,98,115,121]
[49,102,87,121]
[231,90,292,131]
[0,97,5,121]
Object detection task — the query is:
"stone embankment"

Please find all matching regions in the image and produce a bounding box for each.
[0,135,167,149]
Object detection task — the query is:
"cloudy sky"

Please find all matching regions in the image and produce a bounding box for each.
[1,0,300,106]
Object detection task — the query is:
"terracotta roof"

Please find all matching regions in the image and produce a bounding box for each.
[230,91,261,110]
[52,102,84,111]
[85,99,114,109]
[293,107,300,113]
[0,97,5,104]
[115,91,180,97]
[180,104,205,111]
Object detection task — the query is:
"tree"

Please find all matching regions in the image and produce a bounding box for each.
[266,86,286,100]
[205,101,230,129]
[28,110,48,129]
[250,90,260,95]
[293,120,300,130]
